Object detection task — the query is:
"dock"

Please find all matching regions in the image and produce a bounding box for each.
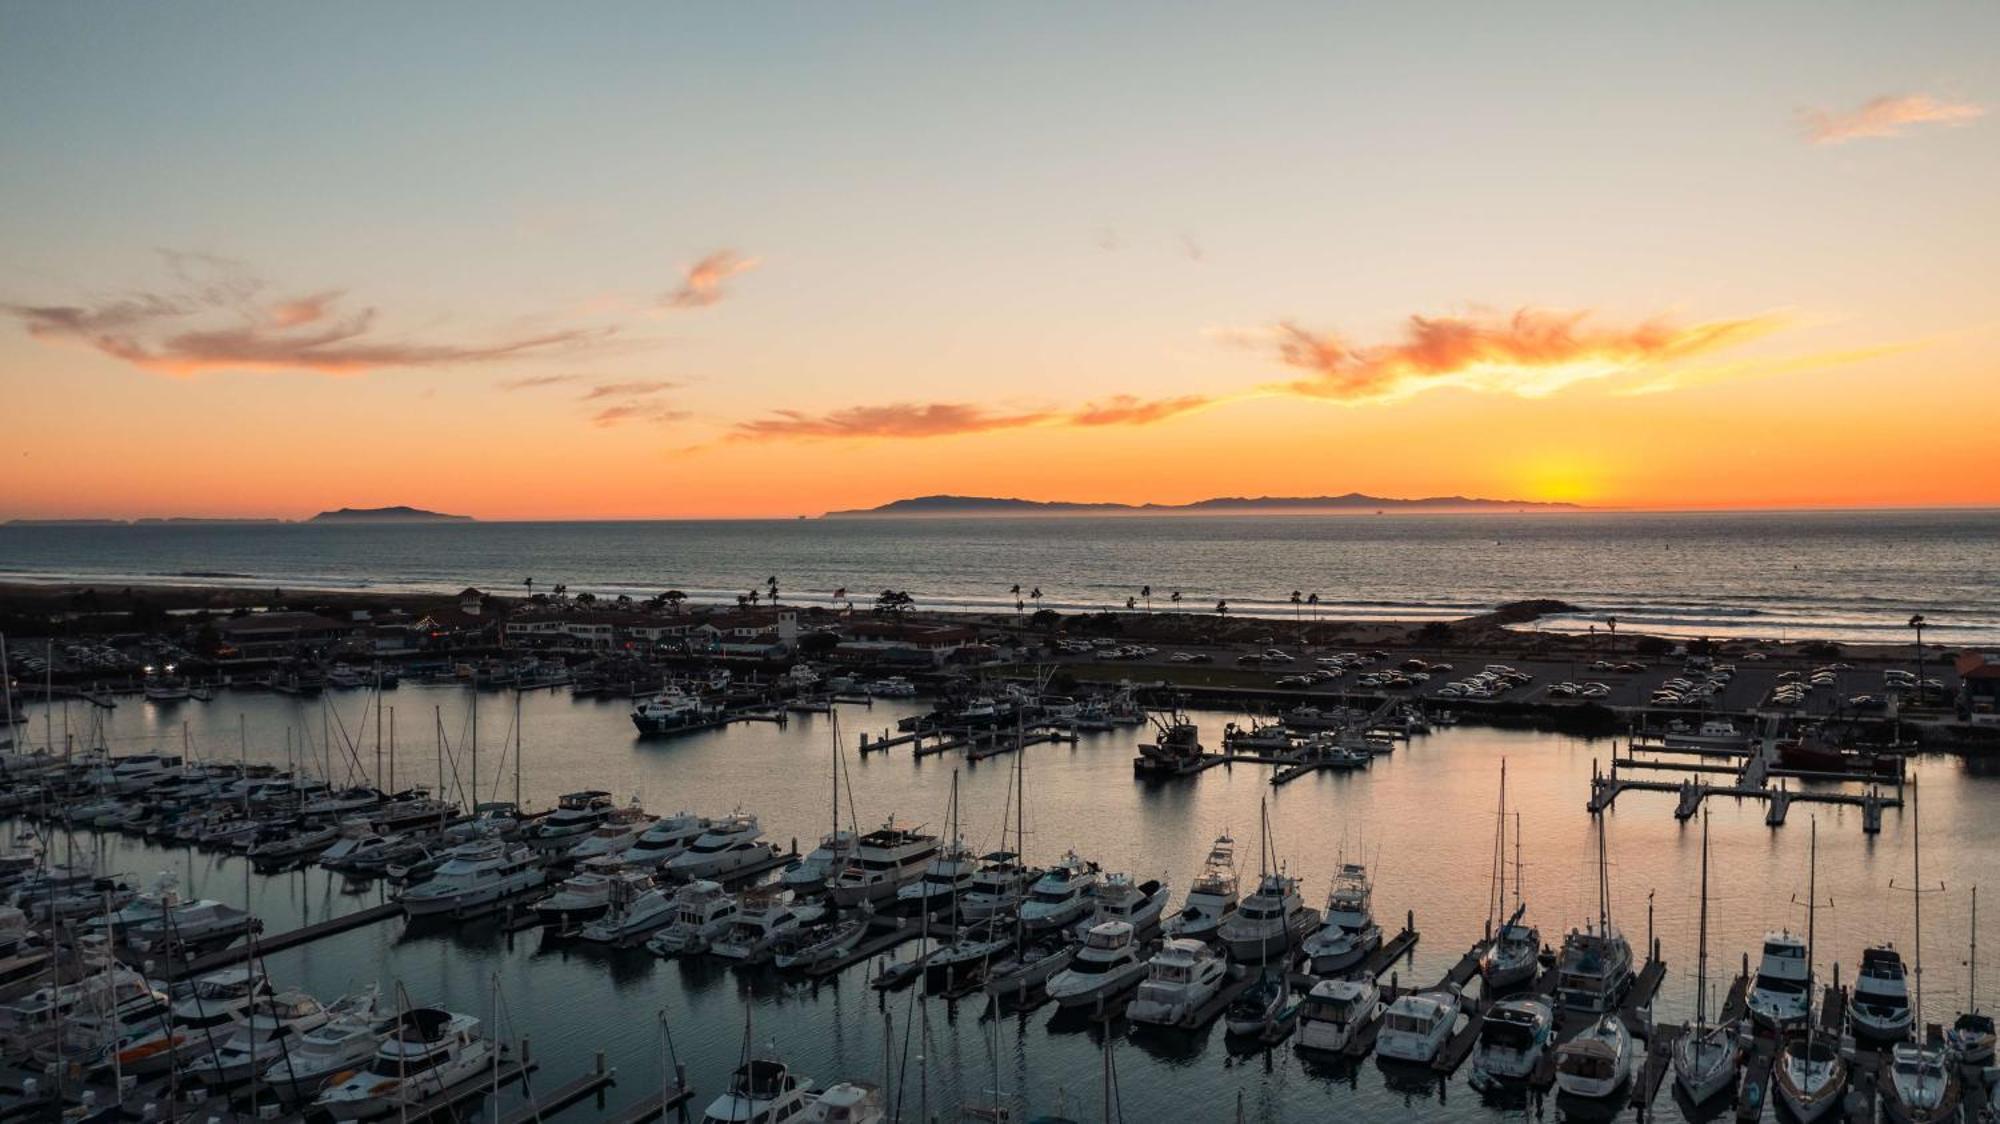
[1587,733,1900,830]
[1359,922,1421,979]
[155,901,402,979]
[1432,1000,1486,1074]
[604,1080,696,1124]
[1172,967,1258,1030]
[1630,1024,1684,1112]
[809,917,921,978]
[499,1050,616,1124]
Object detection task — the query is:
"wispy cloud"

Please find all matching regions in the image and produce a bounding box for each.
[580,379,677,400]
[1801,93,1985,144]
[592,402,691,428]
[661,250,758,310]
[1070,394,1214,427]
[8,254,607,377]
[730,393,1218,442]
[1254,307,1783,402]
[499,374,581,390]
[1615,340,1919,396]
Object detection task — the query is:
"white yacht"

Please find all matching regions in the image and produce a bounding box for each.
[1126,938,1229,1026]
[315,1007,495,1120]
[1883,1041,1960,1122]
[1046,920,1148,1008]
[700,1057,816,1124]
[534,868,654,928]
[1295,976,1382,1053]
[801,1081,885,1123]
[1469,994,1553,1085]
[957,850,1034,922]
[1554,1012,1632,1099]
[184,989,331,1085]
[564,802,656,863]
[894,836,977,911]
[779,829,858,893]
[1164,834,1238,941]
[1301,862,1381,974]
[711,889,826,964]
[618,811,710,869]
[1849,944,1913,1043]
[259,990,386,1103]
[827,821,940,907]
[524,790,615,846]
[579,883,684,945]
[631,687,722,735]
[1375,984,1462,1064]
[0,959,156,1053]
[1746,930,1812,1029]
[665,812,777,881]
[126,899,259,951]
[397,840,545,917]
[645,881,739,956]
[1075,874,1168,940]
[1019,851,1100,933]
[1217,871,1316,964]
[106,966,271,1075]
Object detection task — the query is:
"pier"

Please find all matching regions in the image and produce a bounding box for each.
[499,1049,616,1124]
[1587,721,1902,830]
[153,901,404,980]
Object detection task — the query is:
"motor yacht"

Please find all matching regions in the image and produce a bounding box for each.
[564,802,655,863]
[1295,976,1382,1053]
[1019,851,1100,933]
[1126,938,1229,1026]
[184,988,331,1085]
[1046,920,1147,1008]
[1075,873,1168,940]
[779,829,857,894]
[315,1007,495,1120]
[1216,871,1316,964]
[396,840,544,917]
[957,851,1033,922]
[1469,994,1553,1085]
[699,1057,816,1124]
[894,836,977,912]
[1554,1013,1632,1099]
[1746,930,1812,1029]
[827,821,940,908]
[982,935,1076,1001]
[618,811,710,869]
[711,888,826,964]
[801,1081,885,1123]
[533,868,654,928]
[106,966,271,1075]
[1301,862,1381,974]
[645,880,739,956]
[664,812,777,881]
[1163,834,1238,941]
[579,882,684,945]
[631,688,722,736]
[259,989,386,1103]
[1849,944,1914,1044]
[1376,984,1462,1064]
[127,899,260,951]
[526,790,615,846]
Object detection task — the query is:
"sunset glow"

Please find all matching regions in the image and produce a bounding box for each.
[2,5,1995,520]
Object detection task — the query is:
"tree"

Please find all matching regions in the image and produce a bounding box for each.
[664,590,686,615]
[1290,590,1303,626]
[1030,608,1061,633]
[1140,585,1152,614]
[874,589,915,617]
[1030,587,1043,614]
[797,630,839,658]
[613,593,633,609]
[1169,590,1182,613]
[746,589,761,608]
[574,591,597,606]
[1307,592,1320,622]
[1125,596,1137,611]
[524,577,534,597]
[1605,615,1618,652]
[767,576,779,607]
[1215,599,1229,617]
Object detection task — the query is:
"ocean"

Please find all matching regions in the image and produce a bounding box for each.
[3,509,1998,643]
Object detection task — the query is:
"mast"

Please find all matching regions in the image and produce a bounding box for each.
[1911,775,1925,1034]
[1597,811,1612,933]
[1488,760,1507,936]
[470,693,479,811]
[512,690,523,811]
[1513,810,1523,911]
[1973,886,1980,1015]
[1695,808,1710,1032]
[374,676,384,790]
[1803,816,1819,1059]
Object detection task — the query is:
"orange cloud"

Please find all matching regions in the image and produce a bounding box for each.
[1070,394,1213,426]
[662,250,758,309]
[1801,94,1986,144]
[733,402,1054,441]
[1264,307,1783,402]
[9,264,607,377]
[499,374,580,390]
[580,379,676,400]
[592,401,691,428]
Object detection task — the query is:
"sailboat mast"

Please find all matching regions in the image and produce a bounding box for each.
[1597,814,1611,932]
[1695,808,1710,1030]
[1513,811,1523,911]
[830,710,840,839]
[513,690,522,811]
[1912,776,1924,1030]
[1973,886,1980,1013]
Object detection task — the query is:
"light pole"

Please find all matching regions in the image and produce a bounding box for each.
[1909,613,1927,707]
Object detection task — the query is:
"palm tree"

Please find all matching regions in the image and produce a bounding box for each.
[1605,615,1618,653]
[1910,613,1928,706]
[523,577,534,597]
[1170,590,1182,613]
[746,589,761,609]
[664,590,686,615]
[1125,596,1137,612]
[1030,587,1043,614]
[1140,585,1152,614]
[1215,599,1229,617]
[767,576,779,607]
[1009,583,1021,598]
[1307,592,1320,622]
[1290,590,1303,625]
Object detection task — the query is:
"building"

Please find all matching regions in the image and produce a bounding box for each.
[214,611,350,660]
[836,620,978,666]
[1957,653,2000,714]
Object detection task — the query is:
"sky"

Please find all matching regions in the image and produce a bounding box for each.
[1,2,1996,520]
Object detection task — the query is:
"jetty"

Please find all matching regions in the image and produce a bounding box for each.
[152,901,404,980]
[1587,718,1902,831]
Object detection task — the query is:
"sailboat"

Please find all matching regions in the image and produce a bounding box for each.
[1945,887,1995,1064]
[1555,813,1632,1012]
[1222,800,1306,1039]
[780,711,858,893]
[1478,760,1539,989]
[1881,777,1961,1123]
[1773,818,1846,1122]
[1671,809,1740,1103]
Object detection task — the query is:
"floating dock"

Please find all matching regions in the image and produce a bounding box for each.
[156,901,403,980]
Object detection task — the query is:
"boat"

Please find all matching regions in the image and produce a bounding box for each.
[982,935,1075,1001]
[801,1081,886,1123]
[1163,833,1238,941]
[1555,815,1633,1012]
[773,914,873,974]
[1469,994,1553,1085]
[1217,801,1317,963]
[1046,920,1147,1008]
[396,839,545,917]
[315,1007,496,1120]
[1224,965,1296,1038]
[618,811,710,869]
[1880,779,1960,1124]
[183,988,332,1085]
[1294,976,1382,1053]
[896,836,978,911]
[1662,718,1750,750]
[958,850,1033,922]
[631,687,723,736]
[699,1057,816,1124]
[711,887,826,964]
[534,868,654,928]
[126,898,260,951]
[826,820,940,907]
[1074,873,1168,940]
[1019,850,1100,933]
[525,790,614,846]
[1553,1012,1632,1098]
[1946,888,1994,1064]
[0,955,156,1054]
[1126,938,1229,1026]
[784,712,860,894]
[1774,819,1848,1123]
[645,880,739,956]
[1478,763,1539,990]
[105,966,271,1075]
[1131,708,1206,776]
[1302,861,1381,975]
[664,812,778,881]
[1375,984,1462,1064]
[1849,945,1914,1044]
[1746,930,1812,1030]
[564,800,656,863]
[579,882,684,945]
[258,989,387,1103]
[248,823,340,863]
[1673,809,1740,1104]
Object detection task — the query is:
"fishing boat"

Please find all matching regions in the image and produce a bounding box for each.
[1553,1013,1632,1099]
[1301,861,1381,975]
[1469,994,1553,1085]
[1376,984,1463,1064]
[1126,938,1229,1027]
[1163,833,1238,941]
[1216,803,1317,963]
[315,1007,496,1120]
[1673,809,1740,1103]
[1555,815,1633,1012]
[1295,976,1382,1053]
[699,1057,817,1124]
[1131,707,1206,776]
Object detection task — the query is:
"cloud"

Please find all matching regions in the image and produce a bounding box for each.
[498,374,580,390]
[580,379,676,400]
[661,250,758,309]
[591,402,692,428]
[1615,340,1919,396]
[1259,307,1784,402]
[1801,94,1985,144]
[1069,394,1213,427]
[8,257,607,377]
[733,402,1054,441]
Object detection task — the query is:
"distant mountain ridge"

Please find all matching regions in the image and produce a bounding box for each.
[308,506,473,523]
[825,493,1581,517]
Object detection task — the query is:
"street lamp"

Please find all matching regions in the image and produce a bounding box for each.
[1909,613,1927,707]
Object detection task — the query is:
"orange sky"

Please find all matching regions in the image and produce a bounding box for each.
[2,7,1996,520]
